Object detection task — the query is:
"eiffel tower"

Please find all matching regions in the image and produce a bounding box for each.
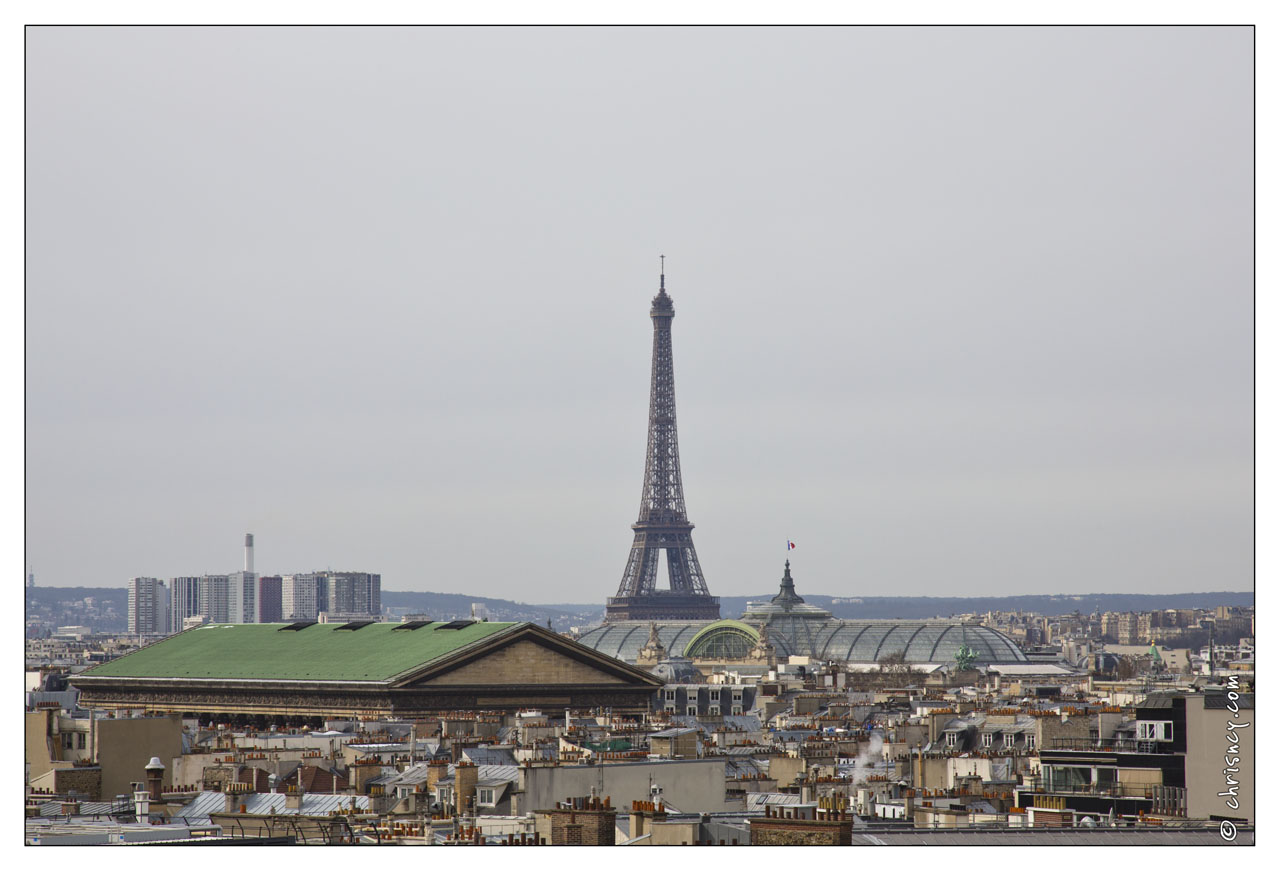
[605,262,721,622]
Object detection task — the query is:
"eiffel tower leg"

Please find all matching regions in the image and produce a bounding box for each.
[616,532,661,598]
[665,547,688,592]
[667,545,710,596]
[636,545,660,595]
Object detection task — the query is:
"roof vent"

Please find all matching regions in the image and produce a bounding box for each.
[437,620,476,630]
[336,621,375,631]
[393,621,433,631]
[279,621,318,632]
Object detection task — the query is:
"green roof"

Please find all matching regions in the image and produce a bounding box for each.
[81,621,515,682]
[683,619,759,657]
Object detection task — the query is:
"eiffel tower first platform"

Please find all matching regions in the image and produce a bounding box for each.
[605,263,721,623]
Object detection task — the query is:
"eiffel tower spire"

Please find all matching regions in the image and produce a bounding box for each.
[606,263,721,622]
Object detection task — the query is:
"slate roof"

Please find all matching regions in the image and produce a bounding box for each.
[452,764,520,784]
[461,746,518,766]
[1205,692,1254,709]
[76,621,517,682]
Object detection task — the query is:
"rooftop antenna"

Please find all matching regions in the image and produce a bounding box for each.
[659,254,665,290]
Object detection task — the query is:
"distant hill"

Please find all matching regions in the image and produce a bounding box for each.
[540,591,1254,621]
[380,590,601,628]
[27,586,1253,631]
[714,591,1255,620]
[26,586,128,610]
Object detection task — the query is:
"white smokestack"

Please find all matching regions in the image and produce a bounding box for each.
[244,533,255,573]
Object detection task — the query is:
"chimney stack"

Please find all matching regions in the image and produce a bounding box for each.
[244,533,255,573]
[132,782,150,820]
[285,783,305,811]
[144,756,165,802]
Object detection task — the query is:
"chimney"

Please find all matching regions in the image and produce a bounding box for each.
[454,762,478,816]
[144,756,165,802]
[244,533,255,573]
[426,760,449,797]
[285,783,305,811]
[132,782,150,820]
[223,783,245,814]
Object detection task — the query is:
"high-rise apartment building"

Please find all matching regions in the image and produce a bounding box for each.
[281,573,320,620]
[198,574,231,624]
[170,576,202,633]
[327,571,381,616]
[127,577,170,635]
[282,571,381,619]
[256,575,283,623]
[227,571,257,623]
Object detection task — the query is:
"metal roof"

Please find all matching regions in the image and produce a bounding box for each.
[851,827,1252,846]
[76,621,517,682]
[744,793,806,811]
[650,727,699,738]
[171,790,370,823]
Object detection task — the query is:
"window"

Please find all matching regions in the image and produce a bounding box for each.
[665,704,676,713]
[708,705,720,716]
[687,705,698,716]
[665,690,676,701]
[1004,733,1016,749]
[77,733,86,750]
[732,706,743,715]
[1136,721,1173,741]
[945,732,958,748]
[477,788,496,807]
[1025,735,1035,751]
[981,733,993,748]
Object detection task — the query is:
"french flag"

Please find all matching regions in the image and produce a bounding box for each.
[787,540,796,551]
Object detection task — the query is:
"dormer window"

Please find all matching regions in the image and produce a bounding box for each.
[981,733,993,748]
[945,732,958,748]
[1004,733,1016,749]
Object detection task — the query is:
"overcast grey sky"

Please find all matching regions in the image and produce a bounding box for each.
[25,26,1252,601]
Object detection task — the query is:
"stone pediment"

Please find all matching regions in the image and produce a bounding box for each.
[401,637,639,688]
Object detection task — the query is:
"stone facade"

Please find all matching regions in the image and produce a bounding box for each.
[749,806,853,846]
[29,765,103,801]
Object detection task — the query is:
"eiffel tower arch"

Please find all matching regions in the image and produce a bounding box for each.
[605,265,721,623]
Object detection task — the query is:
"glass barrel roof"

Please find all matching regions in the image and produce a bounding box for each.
[577,619,1027,665]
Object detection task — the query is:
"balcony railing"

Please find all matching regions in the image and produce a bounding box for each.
[1048,738,1173,753]
[1021,780,1187,816]
[1022,777,1157,799]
